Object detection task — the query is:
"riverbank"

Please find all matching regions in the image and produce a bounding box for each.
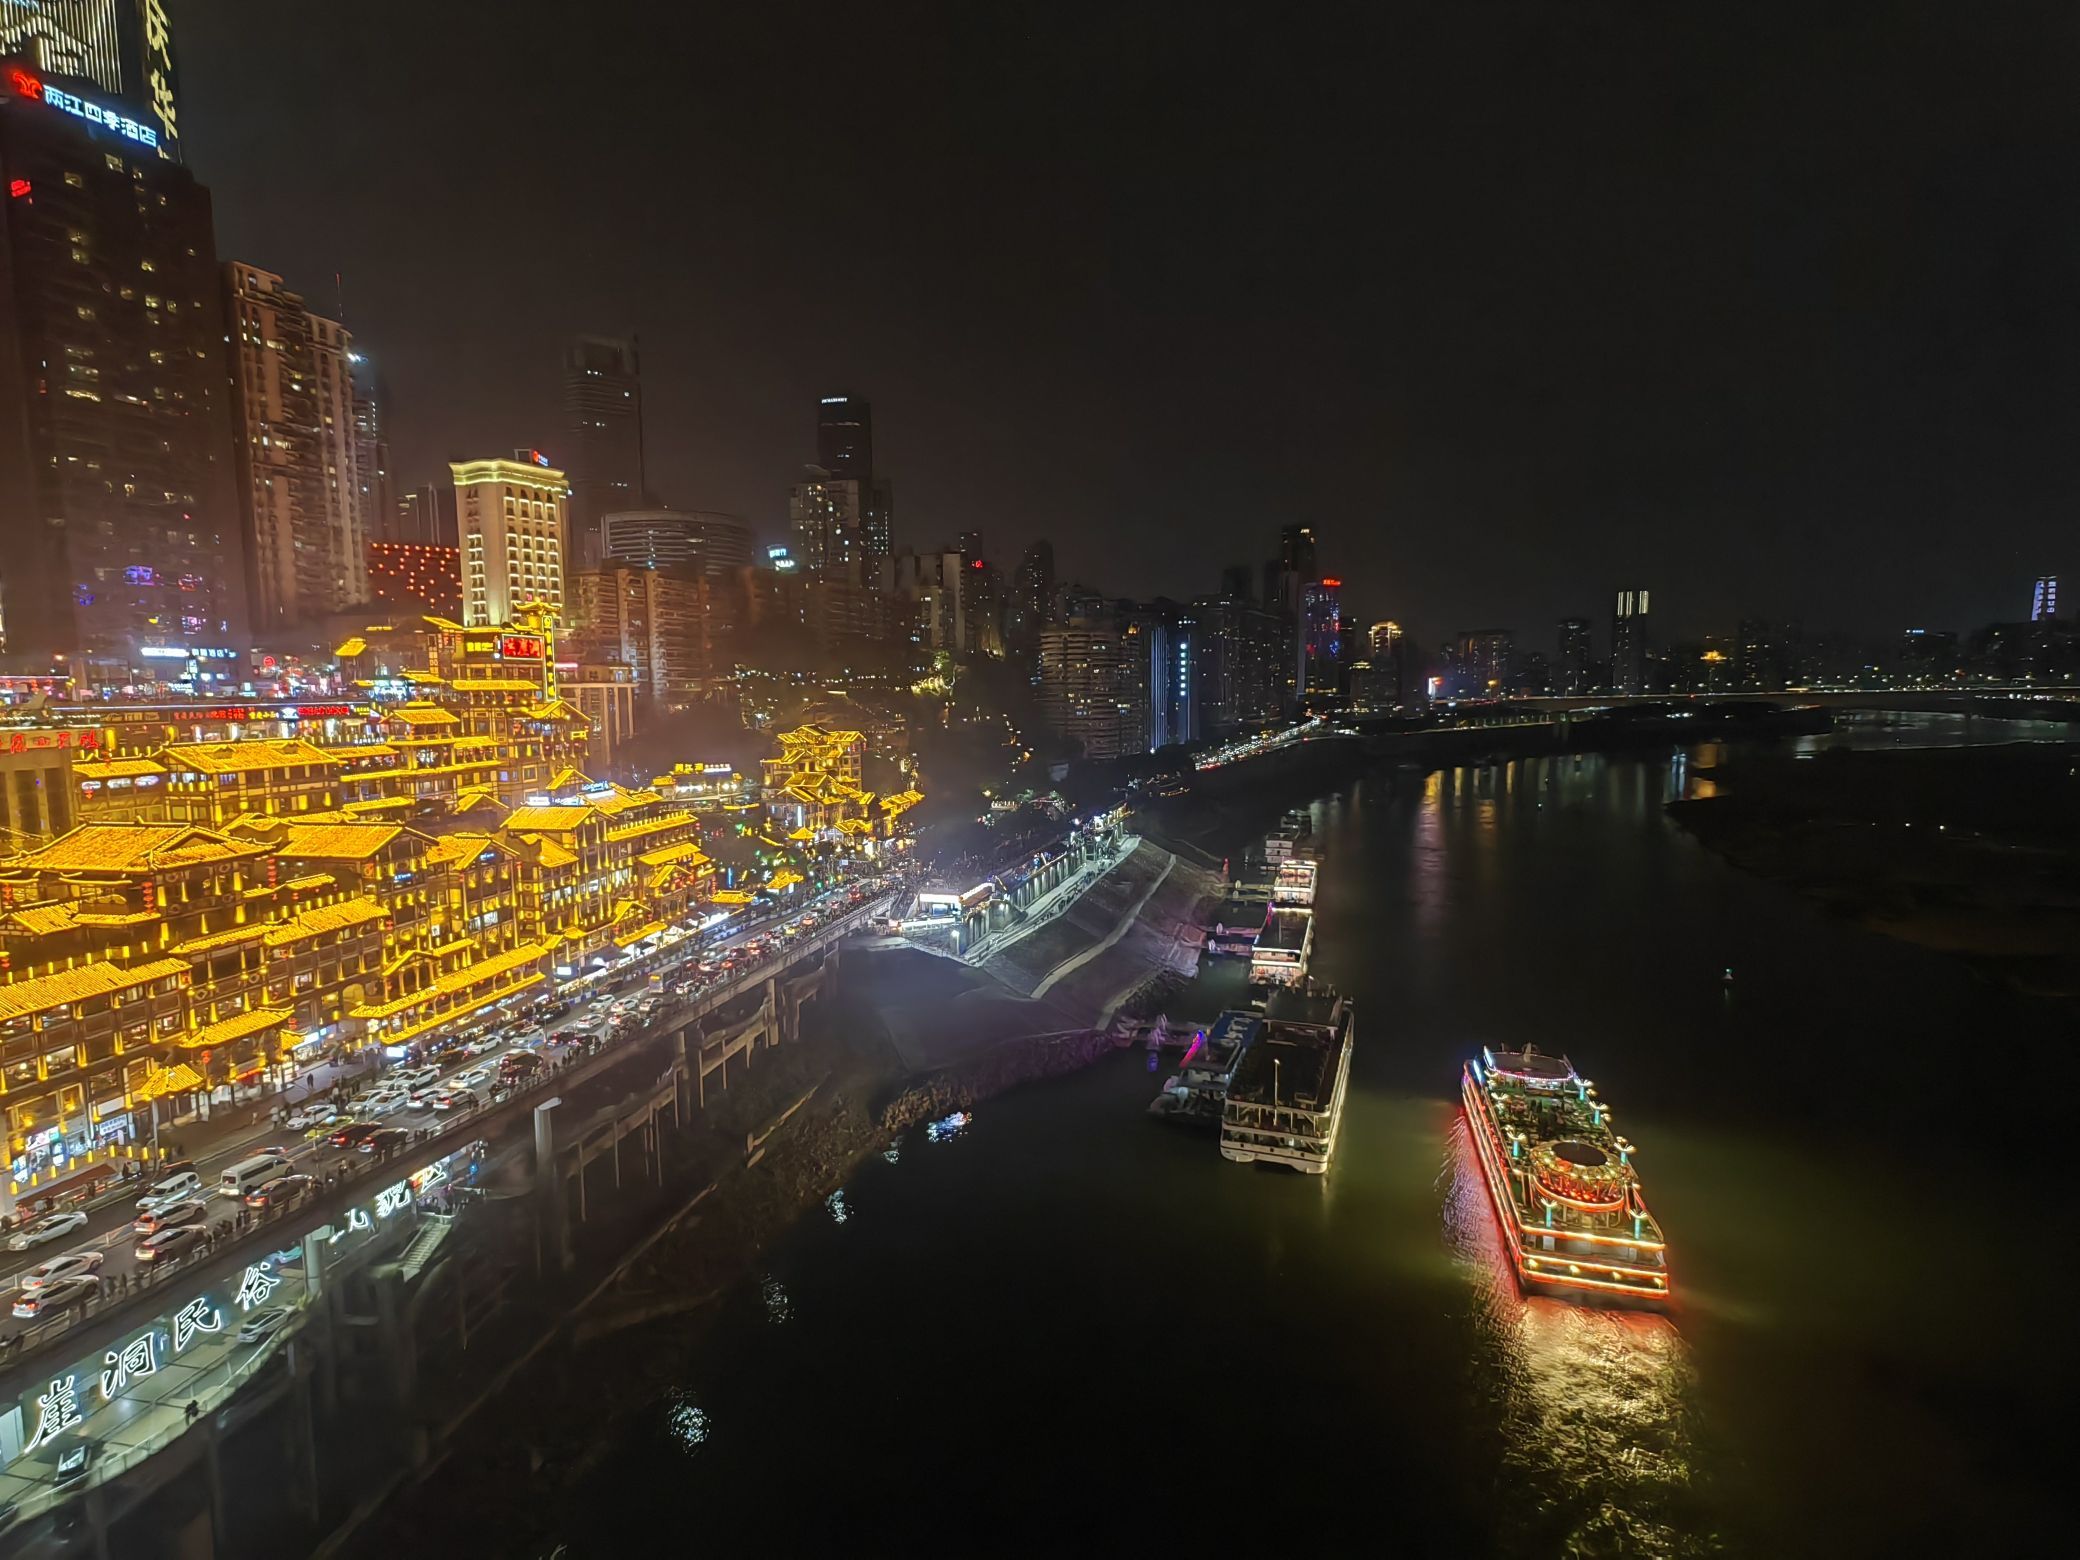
[1668,739,2080,998]
[345,845,1216,1559]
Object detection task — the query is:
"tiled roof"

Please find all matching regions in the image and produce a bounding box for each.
[636,841,712,869]
[0,956,189,1020]
[384,704,459,728]
[423,832,503,867]
[3,904,81,936]
[162,738,342,774]
[342,797,417,814]
[186,1007,294,1048]
[500,805,592,833]
[449,677,539,692]
[74,758,166,780]
[4,824,265,874]
[262,899,388,945]
[172,923,267,955]
[334,636,368,658]
[325,743,400,761]
[270,821,403,860]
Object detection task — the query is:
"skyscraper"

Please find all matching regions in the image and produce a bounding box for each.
[2031,575,2058,622]
[394,483,458,547]
[1,1,180,160]
[349,348,391,569]
[562,334,645,569]
[224,262,367,633]
[0,62,243,672]
[789,467,867,580]
[1555,617,1592,694]
[809,395,892,565]
[1299,578,1342,698]
[1612,587,1650,694]
[1189,595,1284,731]
[600,509,753,579]
[454,453,568,626]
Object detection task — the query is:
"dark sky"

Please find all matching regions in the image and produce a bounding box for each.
[177,1,2080,648]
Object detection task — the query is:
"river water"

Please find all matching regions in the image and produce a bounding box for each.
[566,723,2065,1558]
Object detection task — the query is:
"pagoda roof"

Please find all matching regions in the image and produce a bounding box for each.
[162,738,342,774]
[3,823,267,874]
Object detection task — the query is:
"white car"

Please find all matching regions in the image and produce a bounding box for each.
[5,1211,89,1252]
[236,1306,291,1344]
[18,1249,104,1290]
[285,1102,339,1130]
[430,1086,476,1111]
[458,1065,494,1089]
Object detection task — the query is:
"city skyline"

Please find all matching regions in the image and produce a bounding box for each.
[168,2,2080,645]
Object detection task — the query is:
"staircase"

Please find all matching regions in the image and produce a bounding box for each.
[397,1213,453,1279]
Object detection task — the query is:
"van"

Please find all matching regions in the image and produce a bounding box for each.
[136,1170,203,1209]
[220,1154,293,1199]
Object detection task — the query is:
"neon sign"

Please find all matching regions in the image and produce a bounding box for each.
[8,68,160,150]
[498,634,543,660]
[142,0,178,156]
[528,448,550,467]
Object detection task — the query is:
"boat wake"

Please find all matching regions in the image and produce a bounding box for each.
[1441,1115,1725,1558]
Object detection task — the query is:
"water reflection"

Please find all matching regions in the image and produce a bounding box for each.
[1442,1114,1717,1558]
[665,1390,709,1455]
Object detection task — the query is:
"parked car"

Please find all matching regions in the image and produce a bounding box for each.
[358,1127,413,1155]
[13,1273,100,1318]
[17,1250,104,1291]
[53,1439,97,1487]
[244,1174,316,1211]
[133,1198,207,1236]
[134,1225,208,1265]
[5,1211,89,1252]
[236,1306,292,1344]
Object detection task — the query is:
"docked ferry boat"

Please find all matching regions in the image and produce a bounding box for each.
[1219,992,1353,1173]
[1461,1047,1670,1304]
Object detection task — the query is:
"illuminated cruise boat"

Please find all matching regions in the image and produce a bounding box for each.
[1461,1046,1671,1305]
[1219,992,1353,1173]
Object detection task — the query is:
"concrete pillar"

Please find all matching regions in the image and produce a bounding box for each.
[373,1268,417,1401]
[533,1097,571,1274]
[673,1027,694,1123]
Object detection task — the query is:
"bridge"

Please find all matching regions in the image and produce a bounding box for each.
[0,895,886,1556]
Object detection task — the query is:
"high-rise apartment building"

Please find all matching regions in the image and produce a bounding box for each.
[1191,595,1285,730]
[223,263,367,633]
[1037,620,1131,760]
[808,395,892,565]
[600,508,752,579]
[454,453,568,627]
[1006,538,1056,652]
[349,348,390,565]
[1555,617,1592,693]
[0,62,243,673]
[789,468,867,580]
[2031,574,2058,622]
[957,530,1002,656]
[569,565,709,704]
[394,483,457,547]
[1612,587,1650,694]
[562,334,644,569]
[883,547,968,652]
[1455,628,1513,697]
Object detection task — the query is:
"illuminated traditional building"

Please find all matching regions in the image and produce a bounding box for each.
[757,724,914,847]
[454,454,569,627]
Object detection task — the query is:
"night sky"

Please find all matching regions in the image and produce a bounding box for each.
[178,1,2080,647]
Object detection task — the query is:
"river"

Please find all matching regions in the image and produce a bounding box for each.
[560,723,2065,1558]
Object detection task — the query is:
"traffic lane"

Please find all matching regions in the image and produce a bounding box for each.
[1,889,882,1297]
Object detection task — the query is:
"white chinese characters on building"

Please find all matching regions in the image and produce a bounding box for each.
[173,1296,223,1353]
[234,1263,281,1312]
[100,1334,159,1400]
[24,1376,84,1452]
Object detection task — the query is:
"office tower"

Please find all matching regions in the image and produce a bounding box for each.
[366,541,461,616]
[1,1,179,159]
[807,395,893,565]
[1279,524,1317,588]
[817,394,871,475]
[1006,538,1056,652]
[1220,563,1255,604]
[1125,600,1197,750]
[0,65,243,672]
[790,467,869,580]
[1555,617,1592,694]
[2031,575,2058,622]
[1036,620,1130,760]
[1299,578,1342,697]
[224,263,367,631]
[600,509,753,579]
[349,349,391,569]
[1368,620,1402,659]
[394,483,457,547]
[562,334,645,568]
[454,453,568,626]
[1612,587,1650,694]
[1734,617,1786,691]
